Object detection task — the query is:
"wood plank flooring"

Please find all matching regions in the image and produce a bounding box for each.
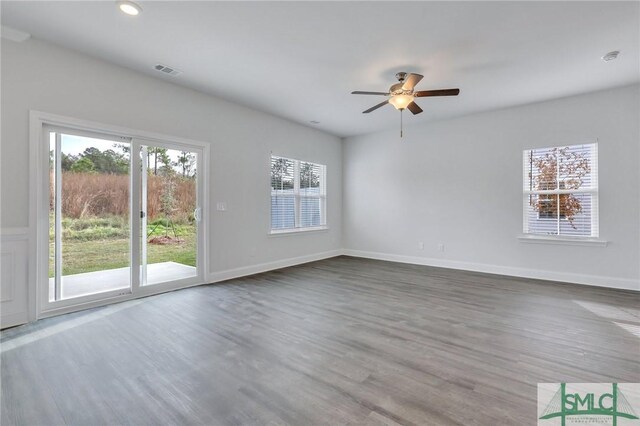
[2,256,639,425]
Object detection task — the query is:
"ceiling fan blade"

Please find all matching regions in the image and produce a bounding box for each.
[363,100,389,114]
[402,73,424,91]
[406,101,423,115]
[352,91,389,96]
[414,88,460,97]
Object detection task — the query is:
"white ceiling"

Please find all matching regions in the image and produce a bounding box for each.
[2,1,639,137]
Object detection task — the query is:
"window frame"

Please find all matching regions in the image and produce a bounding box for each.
[269,154,327,235]
[522,143,599,239]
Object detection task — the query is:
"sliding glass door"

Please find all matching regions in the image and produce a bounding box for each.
[45,125,204,310]
[140,144,200,286]
[48,128,133,302]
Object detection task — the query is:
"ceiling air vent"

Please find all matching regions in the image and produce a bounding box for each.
[154,64,182,76]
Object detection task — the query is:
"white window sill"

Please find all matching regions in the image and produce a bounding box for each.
[269,226,329,237]
[518,234,608,247]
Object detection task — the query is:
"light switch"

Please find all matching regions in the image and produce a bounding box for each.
[216,202,227,211]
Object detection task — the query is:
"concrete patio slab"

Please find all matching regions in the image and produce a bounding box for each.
[49,261,196,301]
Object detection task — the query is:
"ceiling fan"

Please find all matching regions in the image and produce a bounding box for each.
[351,72,460,136]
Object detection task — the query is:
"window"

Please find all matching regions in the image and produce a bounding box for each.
[271,155,326,232]
[523,143,598,237]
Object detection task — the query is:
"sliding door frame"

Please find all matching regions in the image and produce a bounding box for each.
[133,137,205,288]
[43,124,135,310]
[29,111,210,320]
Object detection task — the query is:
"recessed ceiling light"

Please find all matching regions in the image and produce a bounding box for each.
[117,1,142,16]
[602,50,620,62]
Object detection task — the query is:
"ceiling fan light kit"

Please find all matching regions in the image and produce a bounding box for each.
[389,94,414,110]
[352,71,460,138]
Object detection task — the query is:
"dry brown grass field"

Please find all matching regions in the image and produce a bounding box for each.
[51,172,196,222]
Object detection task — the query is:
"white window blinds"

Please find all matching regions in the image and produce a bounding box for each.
[271,155,326,232]
[523,143,598,237]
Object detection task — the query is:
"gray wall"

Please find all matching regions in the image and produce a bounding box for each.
[343,85,640,289]
[0,38,342,274]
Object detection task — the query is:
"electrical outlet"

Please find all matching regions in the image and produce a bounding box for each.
[418,241,424,250]
[438,243,445,252]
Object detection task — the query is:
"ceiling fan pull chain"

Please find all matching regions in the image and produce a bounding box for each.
[400,108,403,138]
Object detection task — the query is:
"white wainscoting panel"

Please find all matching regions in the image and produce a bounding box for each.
[1,228,30,328]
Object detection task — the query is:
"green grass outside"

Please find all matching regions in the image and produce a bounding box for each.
[49,215,196,277]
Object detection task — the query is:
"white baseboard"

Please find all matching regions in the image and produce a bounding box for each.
[208,249,343,284]
[342,249,640,292]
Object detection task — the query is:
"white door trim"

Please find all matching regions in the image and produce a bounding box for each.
[29,110,210,321]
